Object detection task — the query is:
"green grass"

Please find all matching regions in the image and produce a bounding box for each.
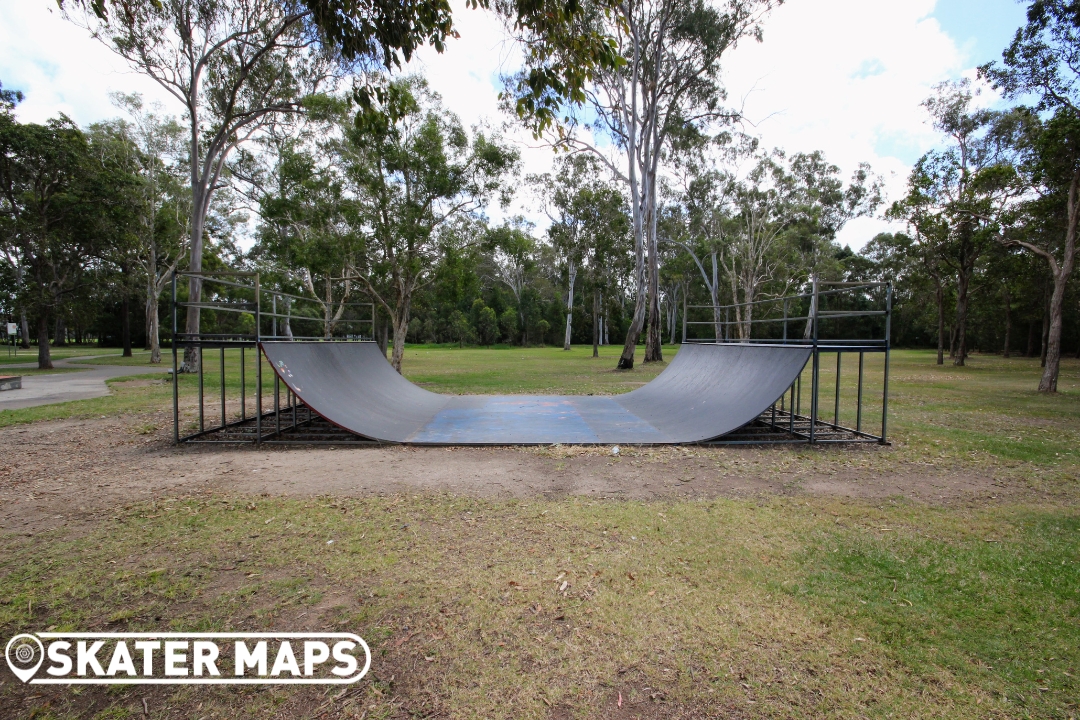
[1,495,1076,718]
[1,345,1079,717]
[401,343,678,394]
[0,344,138,365]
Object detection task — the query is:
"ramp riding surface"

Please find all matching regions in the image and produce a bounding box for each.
[260,342,811,444]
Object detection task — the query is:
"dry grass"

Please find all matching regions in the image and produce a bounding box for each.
[1,493,1077,719]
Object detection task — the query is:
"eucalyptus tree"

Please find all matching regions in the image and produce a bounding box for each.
[505,0,780,367]
[69,0,342,370]
[660,168,735,340]
[779,150,881,339]
[484,221,538,345]
[107,94,190,363]
[341,77,518,371]
[889,80,1023,366]
[664,149,877,341]
[536,154,629,351]
[980,0,1080,392]
[255,139,359,339]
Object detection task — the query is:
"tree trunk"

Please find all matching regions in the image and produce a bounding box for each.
[376,311,388,357]
[668,287,678,345]
[181,202,206,372]
[37,313,52,370]
[283,297,293,339]
[1035,221,1077,390]
[54,315,66,347]
[144,300,152,351]
[935,277,945,365]
[802,276,817,341]
[564,260,576,351]
[644,276,663,361]
[618,289,646,370]
[592,289,599,358]
[144,264,153,352]
[1002,285,1011,358]
[681,286,687,344]
[390,312,409,372]
[953,268,970,366]
[1026,321,1036,357]
[149,293,162,364]
[19,309,30,349]
[121,293,133,357]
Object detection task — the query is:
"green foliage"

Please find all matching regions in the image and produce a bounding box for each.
[498,307,518,342]
[474,300,499,345]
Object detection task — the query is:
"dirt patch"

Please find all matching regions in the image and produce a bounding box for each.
[1,413,1044,536]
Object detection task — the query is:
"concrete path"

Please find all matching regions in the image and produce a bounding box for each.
[0,354,167,411]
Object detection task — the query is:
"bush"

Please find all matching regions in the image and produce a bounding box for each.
[477,306,498,345]
[499,308,518,344]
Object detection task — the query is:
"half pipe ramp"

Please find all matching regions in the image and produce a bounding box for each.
[260,342,811,444]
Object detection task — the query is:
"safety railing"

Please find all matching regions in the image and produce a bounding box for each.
[685,280,891,445]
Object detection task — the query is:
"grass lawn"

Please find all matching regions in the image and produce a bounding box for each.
[0,344,142,365]
[1,345,1078,718]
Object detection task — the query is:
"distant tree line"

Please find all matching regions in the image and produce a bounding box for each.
[1,0,1077,394]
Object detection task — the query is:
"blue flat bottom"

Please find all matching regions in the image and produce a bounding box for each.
[409,395,668,444]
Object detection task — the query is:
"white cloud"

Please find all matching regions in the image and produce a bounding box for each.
[0,0,175,125]
[719,0,972,249]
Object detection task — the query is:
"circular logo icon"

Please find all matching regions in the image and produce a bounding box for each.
[5,634,44,683]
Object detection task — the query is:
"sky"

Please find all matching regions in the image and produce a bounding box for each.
[0,0,1031,251]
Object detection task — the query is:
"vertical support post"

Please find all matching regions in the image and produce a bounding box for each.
[856,350,864,433]
[292,389,297,429]
[809,278,819,443]
[220,346,226,429]
[771,400,776,428]
[198,346,204,432]
[725,307,729,342]
[789,381,796,434]
[255,273,262,445]
[833,351,842,429]
[274,373,280,435]
[881,283,892,444]
[681,295,687,344]
[254,274,261,344]
[272,294,277,339]
[171,271,179,444]
[240,346,246,421]
[782,299,788,344]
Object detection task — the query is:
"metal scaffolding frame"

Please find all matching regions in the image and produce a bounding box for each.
[685,280,892,445]
[171,271,376,445]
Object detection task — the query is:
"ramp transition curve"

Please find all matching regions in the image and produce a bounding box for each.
[260,342,811,445]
